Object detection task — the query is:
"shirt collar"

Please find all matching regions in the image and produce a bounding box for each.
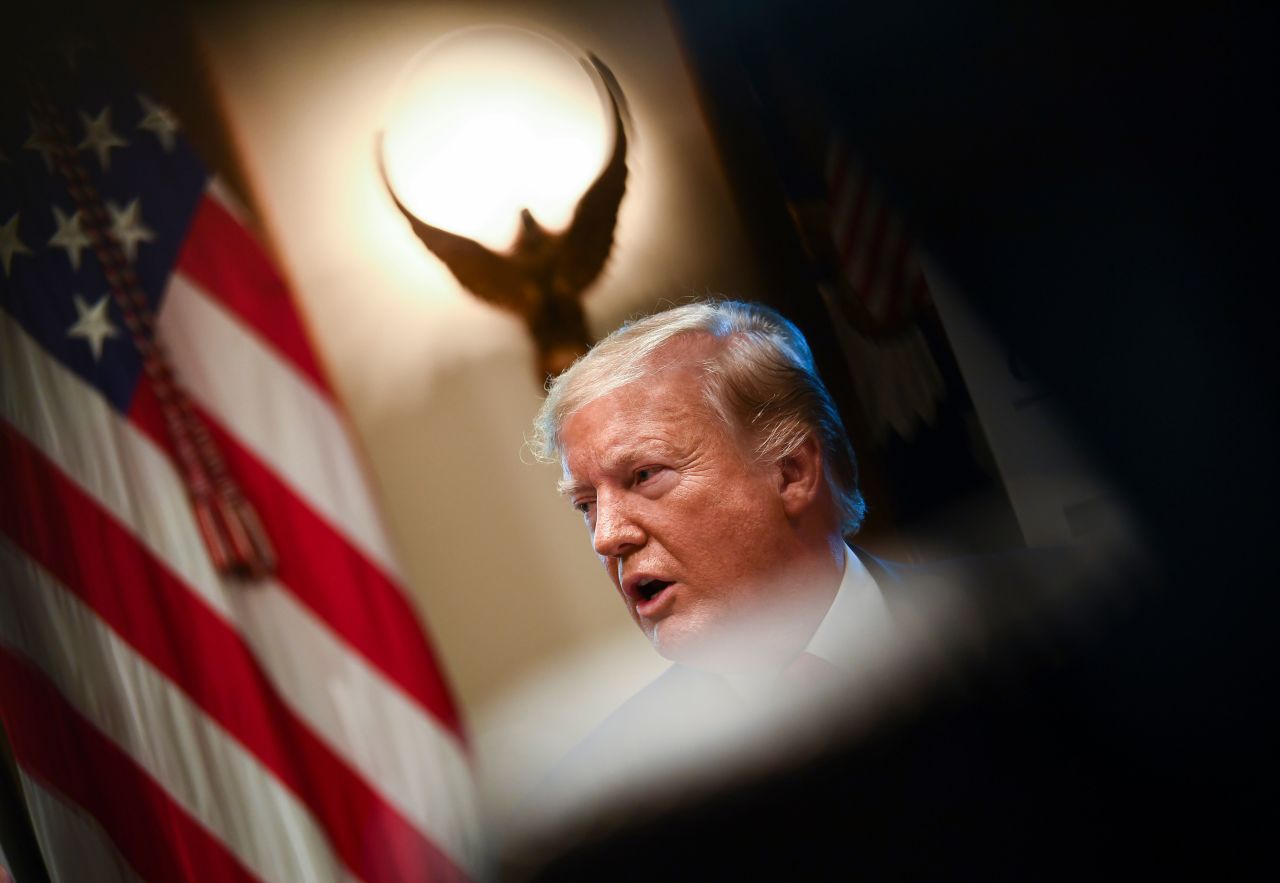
[720,544,895,699]
[803,543,896,671]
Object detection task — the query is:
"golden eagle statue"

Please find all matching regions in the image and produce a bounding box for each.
[380,53,629,380]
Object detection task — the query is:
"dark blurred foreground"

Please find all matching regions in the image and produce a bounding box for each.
[504,2,1276,879]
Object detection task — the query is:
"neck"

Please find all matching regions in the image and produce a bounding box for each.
[781,529,847,643]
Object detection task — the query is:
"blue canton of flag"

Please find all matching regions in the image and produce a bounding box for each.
[1,48,207,412]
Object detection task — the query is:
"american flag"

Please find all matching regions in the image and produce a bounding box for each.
[824,133,932,334]
[812,134,943,445]
[0,40,481,882]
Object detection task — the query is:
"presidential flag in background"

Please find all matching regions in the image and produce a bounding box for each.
[811,132,945,448]
[0,35,481,883]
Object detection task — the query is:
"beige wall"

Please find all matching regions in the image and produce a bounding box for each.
[193,0,763,802]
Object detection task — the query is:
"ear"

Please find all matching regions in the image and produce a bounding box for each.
[777,434,824,519]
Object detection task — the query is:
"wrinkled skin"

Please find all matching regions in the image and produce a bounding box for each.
[559,360,842,672]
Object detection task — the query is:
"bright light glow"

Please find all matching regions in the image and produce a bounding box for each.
[382,26,611,251]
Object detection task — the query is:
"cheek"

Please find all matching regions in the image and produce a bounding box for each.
[683,492,786,583]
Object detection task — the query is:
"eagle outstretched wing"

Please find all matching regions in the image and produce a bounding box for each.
[377,135,533,312]
[553,53,630,299]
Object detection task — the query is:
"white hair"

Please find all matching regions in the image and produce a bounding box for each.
[531,299,866,535]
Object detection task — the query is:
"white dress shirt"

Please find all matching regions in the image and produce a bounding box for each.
[722,544,896,699]
[804,543,897,670]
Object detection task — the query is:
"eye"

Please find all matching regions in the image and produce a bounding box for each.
[634,466,663,485]
[573,498,595,515]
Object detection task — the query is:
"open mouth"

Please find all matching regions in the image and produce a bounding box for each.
[635,577,673,603]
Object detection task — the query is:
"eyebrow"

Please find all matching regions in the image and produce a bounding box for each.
[557,436,682,499]
[557,478,588,498]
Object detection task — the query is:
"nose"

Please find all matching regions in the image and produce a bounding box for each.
[591,490,645,559]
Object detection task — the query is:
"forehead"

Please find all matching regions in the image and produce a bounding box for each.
[559,366,722,473]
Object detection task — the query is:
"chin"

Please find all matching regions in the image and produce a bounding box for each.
[648,617,703,665]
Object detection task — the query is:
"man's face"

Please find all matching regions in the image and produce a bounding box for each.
[559,363,804,670]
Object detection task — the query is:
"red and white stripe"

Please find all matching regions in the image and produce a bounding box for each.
[0,186,482,881]
[825,138,930,328]
[17,773,144,883]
